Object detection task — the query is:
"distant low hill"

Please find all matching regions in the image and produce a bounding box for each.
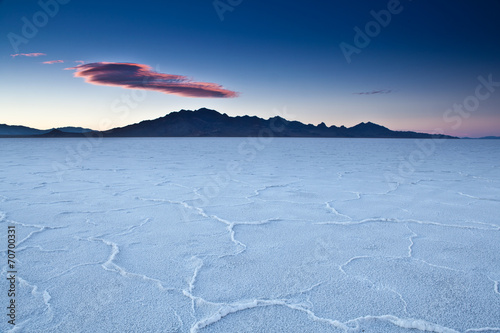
[0,124,48,136]
[461,136,500,139]
[56,126,93,133]
[1,108,457,139]
[0,124,92,136]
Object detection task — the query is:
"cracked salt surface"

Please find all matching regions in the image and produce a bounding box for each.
[0,138,499,332]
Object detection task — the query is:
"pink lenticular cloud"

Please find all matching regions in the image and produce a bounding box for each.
[43,60,64,64]
[68,62,239,98]
[11,53,46,58]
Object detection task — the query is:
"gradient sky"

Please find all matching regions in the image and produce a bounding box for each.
[1,0,499,137]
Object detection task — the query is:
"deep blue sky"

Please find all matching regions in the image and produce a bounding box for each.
[1,0,499,137]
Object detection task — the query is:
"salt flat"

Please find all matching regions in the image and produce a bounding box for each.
[0,138,499,333]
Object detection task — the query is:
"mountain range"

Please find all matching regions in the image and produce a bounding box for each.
[0,108,459,139]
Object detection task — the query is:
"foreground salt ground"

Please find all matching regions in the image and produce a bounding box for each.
[0,138,499,333]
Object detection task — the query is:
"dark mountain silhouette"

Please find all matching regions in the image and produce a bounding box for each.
[1,108,457,139]
[101,108,455,139]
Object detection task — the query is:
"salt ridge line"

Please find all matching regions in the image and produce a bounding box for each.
[467,221,500,229]
[181,252,328,326]
[182,258,225,323]
[61,201,167,215]
[322,223,474,278]
[135,195,247,256]
[141,195,249,256]
[44,262,101,283]
[315,217,500,231]
[270,280,325,303]
[18,277,54,322]
[185,256,204,314]
[486,276,500,296]
[115,217,151,236]
[340,253,465,275]
[457,191,500,202]
[25,199,75,205]
[337,256,411,317]
[0,218,66,250]
[189,298,462,333]
[465,327,500,332]
[13,244,68,254]
[339,255,377,275]
[325,201,353,221]
[189,299,348,333]
[245,181,301,200]
[386,286,410,316]
[346,315,460,333]
[182,255,332,327]
[86,236,172,292]
[405,224,418,258]
[338,257,411,316]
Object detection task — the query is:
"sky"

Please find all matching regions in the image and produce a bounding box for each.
[1,0,499,137]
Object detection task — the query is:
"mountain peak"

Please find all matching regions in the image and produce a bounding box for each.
[194,108,222,116]
[354,121,381,127]
[197,107,218,113]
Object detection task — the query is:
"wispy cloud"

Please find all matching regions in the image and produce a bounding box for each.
[68,62,239,98]
[42,60,64,64]
[74,60,85,65]
[353,89,393,95]
[11,52,46,58]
